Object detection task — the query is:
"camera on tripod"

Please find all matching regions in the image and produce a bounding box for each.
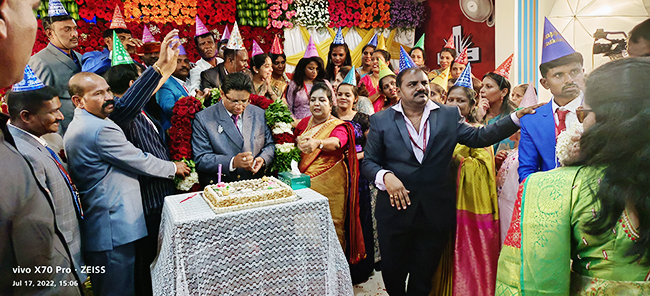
[593,29,628,59]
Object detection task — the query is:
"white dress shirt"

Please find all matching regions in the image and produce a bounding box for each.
[188,57,222,96]
[551,92,583,131]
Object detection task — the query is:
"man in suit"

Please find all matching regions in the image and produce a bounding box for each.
[193,72,275,185]
[361,67,539,296]
[518,18,586,183]
[156,42,190,131]
[64,31,190,295]
[6,78,86,283]
[28,3,82,136]
[0,1,82,294]
[200,48,250,91]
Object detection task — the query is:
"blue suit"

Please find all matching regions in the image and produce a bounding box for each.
[517,101,558,182]
[81,48,111,75]
[155,77,188,131]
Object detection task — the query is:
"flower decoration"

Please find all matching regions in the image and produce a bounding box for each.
[389,0,424,29]
[358,0,390,29]
[293,0,330,28]
[123,0,198,26]
[328,0,360,28]
[168,96,204,192]
[556,122,583,166]
[267,0,296,29]
[175,159,200,191]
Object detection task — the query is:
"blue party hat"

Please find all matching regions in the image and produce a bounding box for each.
[341,66,357,86]
[48,0,69,17]
[541,17,576,64]
[367,33,378,47]
[399,46,417,72]
[454,62,473,89]
[12,65,46,92]
[333,27,345,45]
[171,36,188,56]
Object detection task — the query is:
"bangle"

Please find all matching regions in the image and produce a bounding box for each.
[153,63,163,76]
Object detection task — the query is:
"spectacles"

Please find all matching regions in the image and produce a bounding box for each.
[224,94,249,105]
[576,106,593,123]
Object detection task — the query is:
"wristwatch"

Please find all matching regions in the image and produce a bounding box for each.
[319,140,324,150]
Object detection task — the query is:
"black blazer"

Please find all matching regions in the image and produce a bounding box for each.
[361,102,519,232]
[200,63,227,92]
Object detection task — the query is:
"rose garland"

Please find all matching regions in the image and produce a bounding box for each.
[389,0,424,29]
[267,0,296,29]
[328,0,361,28]
[293,0,330,28]
[358,0,390,29]
[168,96,204,192]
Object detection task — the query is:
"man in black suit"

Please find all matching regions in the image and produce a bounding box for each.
[361,68,540,295]
[199,48,250,92]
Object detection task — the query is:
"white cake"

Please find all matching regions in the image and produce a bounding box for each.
[202,176,297,213]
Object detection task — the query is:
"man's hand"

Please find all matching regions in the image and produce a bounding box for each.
[155,29,180,78]
[233,151,254,170]
[195,88,211,100]
[174,161,191,177]
[516,103,546,118]
[250,157,264,174]
[384,173,411,210]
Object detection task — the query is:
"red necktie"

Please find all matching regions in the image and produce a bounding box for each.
[556,109,570,136]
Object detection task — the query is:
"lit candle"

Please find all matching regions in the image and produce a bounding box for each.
[218,163,222,184]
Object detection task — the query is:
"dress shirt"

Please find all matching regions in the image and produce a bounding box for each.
[188,58,223,96]
[172,75,190,93]
[7,123,48,147]
[225,108,244,172]
[551,92,583,131]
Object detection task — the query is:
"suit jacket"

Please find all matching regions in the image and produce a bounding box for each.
[0,114,82,295]
[361,103,520,232]
[29,43,83,136]
[111,67,176,216]
[189,58,214,96]
[200,62,227,91]
[64,108,176,252]
[8,125,85,280]
[192,101,275,185]
[517,102,558,183]
[155,77,189,131]
[81,48,111,75]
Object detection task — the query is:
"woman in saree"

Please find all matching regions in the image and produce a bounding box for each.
[496,58,650,295]
[295,82,366,265]
[431,84,500,296]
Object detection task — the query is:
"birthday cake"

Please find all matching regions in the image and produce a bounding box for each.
[202,176,298,214]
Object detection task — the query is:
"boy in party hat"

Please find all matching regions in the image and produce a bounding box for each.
[200,22,251,92]
[189,16,221,96]
[29,0,83,136]
[517,17,585,182]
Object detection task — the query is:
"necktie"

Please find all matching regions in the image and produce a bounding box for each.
[45,146,84,219]
[556,109,570,136]
[231,114,241,135]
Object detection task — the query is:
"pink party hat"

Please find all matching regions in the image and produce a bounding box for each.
[251,40,264,57]
[303,37,319,59]
[494,54,513,80]
[109,5,127,30]
[455,47,468,65]
[195,16,210,36]
[221,25,231,41]
[518,83,538,108]
[142,25,156,43]
[270,35,283,54]
[444,33,455,49]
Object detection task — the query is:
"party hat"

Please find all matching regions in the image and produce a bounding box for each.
[111,31,134,66]
[226,22,244,50]
[333,27,345,45]
[303,37,319,59]
[494,54,514,80]
[518,83,538,108]
[376,34,387,51]
[48,0,69,17]
[251,40,264,57]
[413,33,425,51]
[454,62,473,88]
[378,59,395,81]
[444,33,455,49]
[341,66,357,85]
[12,65,46,92]
[367,33,378,47]
[270,35,283,54]
[541,17,576,64]
[430,67,450,91]
[142,25,156,43]
[170,36,187,56]
[399,46,417,72]
[221,25,231,41]
[195,16,210,37]
[455,47,468,65]
[109,5,127,30]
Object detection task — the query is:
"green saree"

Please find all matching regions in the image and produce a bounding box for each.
[496,166,650,295]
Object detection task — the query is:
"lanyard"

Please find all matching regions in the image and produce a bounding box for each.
[406,117,428,153]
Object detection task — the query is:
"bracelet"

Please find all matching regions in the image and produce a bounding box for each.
[153,63,163,76]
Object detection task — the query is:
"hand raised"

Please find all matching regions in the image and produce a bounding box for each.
[155,29,180,78]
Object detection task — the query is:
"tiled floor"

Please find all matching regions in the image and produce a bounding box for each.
[353,271,389,296]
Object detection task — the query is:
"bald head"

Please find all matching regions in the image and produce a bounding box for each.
[69,72,115,119]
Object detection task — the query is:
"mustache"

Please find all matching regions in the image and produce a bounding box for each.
[414,90,429,98]
[102,100,115,108]
[562,83,579,91]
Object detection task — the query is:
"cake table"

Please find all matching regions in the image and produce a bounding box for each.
[151,188,354,295]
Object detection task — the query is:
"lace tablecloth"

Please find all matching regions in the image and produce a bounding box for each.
[151,188,353,296]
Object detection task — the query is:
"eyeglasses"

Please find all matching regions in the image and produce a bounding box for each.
[224,94,249,105]
[576,106,593,123]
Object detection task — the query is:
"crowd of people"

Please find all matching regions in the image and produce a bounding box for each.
[2,0,650,295]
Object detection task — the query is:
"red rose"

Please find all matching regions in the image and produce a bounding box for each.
[176,105,189,117]
[273,132,294,144]
[177,146,191,159]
